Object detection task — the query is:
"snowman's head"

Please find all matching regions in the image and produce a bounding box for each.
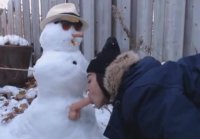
[39,3,88,52]
[40,21,84,52]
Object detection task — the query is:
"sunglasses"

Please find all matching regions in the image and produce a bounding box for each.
[54,20,83,31]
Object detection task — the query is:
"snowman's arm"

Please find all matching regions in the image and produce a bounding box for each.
[68,97,91,120]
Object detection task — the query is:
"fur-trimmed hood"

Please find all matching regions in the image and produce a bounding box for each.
[103,51,140,101]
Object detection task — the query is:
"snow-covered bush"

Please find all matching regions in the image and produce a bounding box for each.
[0,35,29,46]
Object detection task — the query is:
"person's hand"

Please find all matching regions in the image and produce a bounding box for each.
[68,105,81,120]
[68,97,91,120]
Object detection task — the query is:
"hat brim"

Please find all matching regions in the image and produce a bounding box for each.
[40,14,88,31]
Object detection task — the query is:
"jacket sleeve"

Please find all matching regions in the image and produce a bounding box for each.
[122,85,200,139]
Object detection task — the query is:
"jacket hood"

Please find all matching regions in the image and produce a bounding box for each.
[103,51,140,101]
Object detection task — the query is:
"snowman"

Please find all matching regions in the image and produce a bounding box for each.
[0,3,105,139]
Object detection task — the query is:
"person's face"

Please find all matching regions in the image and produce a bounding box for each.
[87,73,109,108]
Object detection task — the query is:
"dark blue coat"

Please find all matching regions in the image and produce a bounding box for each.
[104,54,200,139]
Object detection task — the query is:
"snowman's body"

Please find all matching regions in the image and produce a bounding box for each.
[0,22,105,139]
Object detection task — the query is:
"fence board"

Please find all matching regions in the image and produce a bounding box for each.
[184,0,200,56]
[1,10,7,35]
[7,0,14,34]
[31,0,41,61]
[115,0,131,52]
[130,0,137,51]
[95,0,112,52]
[41,0,49,21]
[136,0,154,57]
[22,0,31,43]
[152,0,165,61]
[81,0,95,60]
[13,0,22,36]
[0,17,2,35]
[163,0,186,61]
[49,0,57,8]
[56,0,66,4]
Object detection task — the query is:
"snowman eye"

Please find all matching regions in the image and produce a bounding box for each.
[54,21,83,31]
[72,61,77,65]
[62,22,71,30]
[73,21,83,31]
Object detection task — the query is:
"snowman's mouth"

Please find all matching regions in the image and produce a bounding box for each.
[71,33,83,46]
[70,37,82,46]
[71,39,78,46]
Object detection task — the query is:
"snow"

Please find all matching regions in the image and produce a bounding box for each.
[0,85,111,134]
[0,22,111,139]
[0,35,29,46]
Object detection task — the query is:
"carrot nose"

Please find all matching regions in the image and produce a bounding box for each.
[72,32,83,38]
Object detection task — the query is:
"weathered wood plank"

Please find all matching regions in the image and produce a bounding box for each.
[184,0,200,56]
[130,0,137,51]
[49,0,57,8]
[0,10,7,35]
[41,0,49,21]
[0,16,2,35]
[163,0,186,61]
[81,0,95,60]
[151,0,165,61]
[22,0,31,43]
[13,0,22,36]
[31,0,41,61]
[56,0,66,4]
[136,0,154,57]
[95,0,112,52]
[115,0,131,52]
[7,0,14,34]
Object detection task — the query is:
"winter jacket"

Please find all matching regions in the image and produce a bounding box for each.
[103,51,200,139]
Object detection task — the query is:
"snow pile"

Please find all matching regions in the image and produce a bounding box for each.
[0,84,111,136]
[0,35,29,46]
[0,83,37,124]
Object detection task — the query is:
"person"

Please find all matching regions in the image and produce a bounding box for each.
[69,37,200,139]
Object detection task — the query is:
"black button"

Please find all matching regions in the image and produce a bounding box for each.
[72,61,77,65]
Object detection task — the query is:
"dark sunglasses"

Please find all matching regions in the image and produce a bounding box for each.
[54,20,83,31]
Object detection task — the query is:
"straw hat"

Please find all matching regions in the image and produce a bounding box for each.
[40,3,88,30]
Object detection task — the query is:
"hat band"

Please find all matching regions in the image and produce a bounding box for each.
[61,12,80,17]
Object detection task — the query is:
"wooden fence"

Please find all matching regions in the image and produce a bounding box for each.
[0,0,200,63]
